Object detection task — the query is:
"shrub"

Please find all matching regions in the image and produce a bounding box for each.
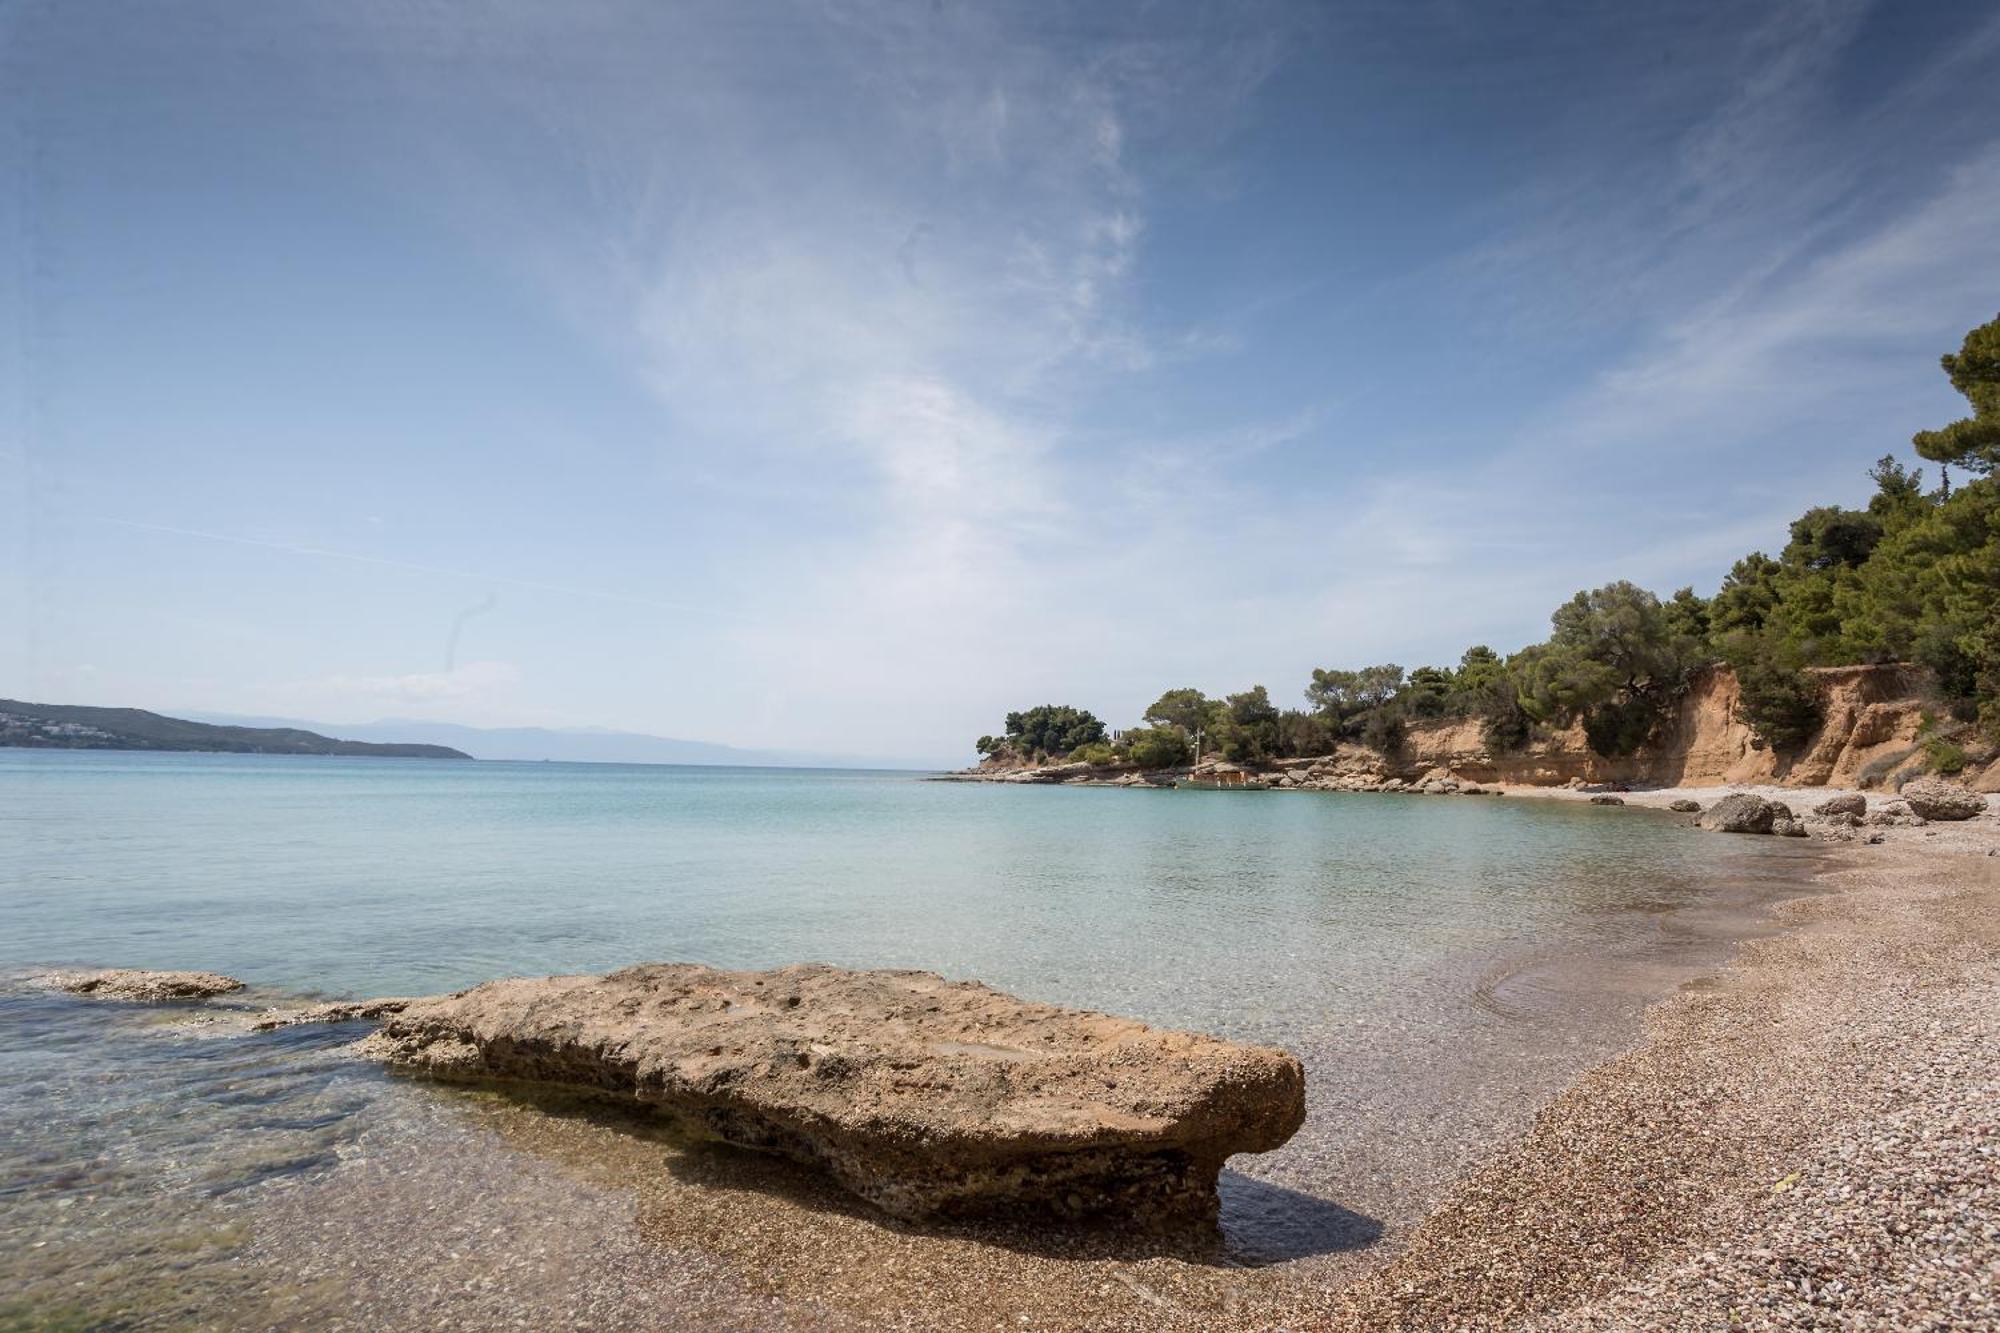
[1125,727,1192,770]
[1924,737,1970,775]
[1067,741,1119,767]
[1580,695,1660,758]
[1725,633,1823,752]
[1361,707,1406,756]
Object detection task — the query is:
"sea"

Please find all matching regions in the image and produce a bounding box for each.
[0,749,1824,1328]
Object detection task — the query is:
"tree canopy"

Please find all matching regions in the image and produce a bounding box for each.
[974,317,2000,766]
[1912,313,2000,476]
[977,704,1107,762]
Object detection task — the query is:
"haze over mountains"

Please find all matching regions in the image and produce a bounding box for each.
[182,713,943,770]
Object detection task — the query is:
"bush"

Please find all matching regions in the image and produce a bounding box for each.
[1480,705,1532,753]
[1125,727,1192,770]
[1067,741,1119,767]
[1924,736,1970,775]
[1580,695,1659,758]
[1361,707,1406,756]
[1725,633,1823,752]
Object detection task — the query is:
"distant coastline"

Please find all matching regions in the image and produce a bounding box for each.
[0,699,470,759]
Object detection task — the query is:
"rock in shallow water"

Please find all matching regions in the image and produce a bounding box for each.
[359,962,1305,1225]
[49,969,245,1002]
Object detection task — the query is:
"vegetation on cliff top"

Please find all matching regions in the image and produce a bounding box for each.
[978,316,2000,770]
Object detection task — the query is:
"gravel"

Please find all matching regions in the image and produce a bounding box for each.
[1317,829,2000,1331]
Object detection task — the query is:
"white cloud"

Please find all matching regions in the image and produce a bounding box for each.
[327,1,2000,756]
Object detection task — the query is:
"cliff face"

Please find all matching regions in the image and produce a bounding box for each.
[1379,664,1927,789]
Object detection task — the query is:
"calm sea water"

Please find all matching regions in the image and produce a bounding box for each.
[0,750,1820,1326]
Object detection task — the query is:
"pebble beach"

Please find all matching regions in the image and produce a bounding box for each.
[1317,813,2000,1331]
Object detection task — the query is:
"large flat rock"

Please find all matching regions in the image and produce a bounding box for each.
[361,962,1306,1224]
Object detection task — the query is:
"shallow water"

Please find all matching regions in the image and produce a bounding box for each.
[0,751,1824,1328]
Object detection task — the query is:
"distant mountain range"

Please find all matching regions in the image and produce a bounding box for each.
[0,700,470,759]
[180,712,943,770]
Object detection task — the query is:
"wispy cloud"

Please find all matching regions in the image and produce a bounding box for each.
[280,660,521,710]
[102,0,1983,755]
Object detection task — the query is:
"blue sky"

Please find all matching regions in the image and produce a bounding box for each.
[5,1,1999,764]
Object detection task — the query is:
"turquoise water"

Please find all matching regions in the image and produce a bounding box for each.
[0,750,1820,1325]
[0,750,1796,1034]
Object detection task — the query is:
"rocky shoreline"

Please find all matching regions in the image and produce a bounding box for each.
[939,754,1997,845]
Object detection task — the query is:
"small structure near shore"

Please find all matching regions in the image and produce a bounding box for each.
[354,962,1306,1225]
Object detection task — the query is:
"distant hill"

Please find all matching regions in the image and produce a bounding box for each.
[182,713,943,770]
[0,700,471,759]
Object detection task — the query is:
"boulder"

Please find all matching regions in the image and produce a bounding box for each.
[1668,799,1702,813]
[48,969,245,1002]
[1813,793,1867,818]
[360,963,1305,1225]
[1900,776,1986,822]
[1697,793,1777,835]
[1771,818,1809,838]
[1588,795,1625,806]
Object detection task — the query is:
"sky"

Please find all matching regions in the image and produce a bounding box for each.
[5,0,1999,765]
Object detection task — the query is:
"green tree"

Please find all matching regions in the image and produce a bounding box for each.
[1721,630,1823,751]
[1276,708,1336,756]
[1867,455,1926,523]
[1305,664,1404,718]
[1783,506,1883,572]
[1142,687,1211,734]
[1522,581,1706,757]
[1456,645,1506,696]
[1219,686,1281,762]
[1401,666,1456,718]
[1709,552,1783,636]
[1662,587,1713,647]
[1912,313,2000,476]
[998,705,1107,758]
[1125,727,1193,769]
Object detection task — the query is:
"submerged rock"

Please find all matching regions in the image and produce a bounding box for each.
[49,969,245,1002]
[1588,795,1625,806]
[361,962,1306,1225]
[1900,777,1985,822]
[253,997,418,1030]
[1697,794,1777,835]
